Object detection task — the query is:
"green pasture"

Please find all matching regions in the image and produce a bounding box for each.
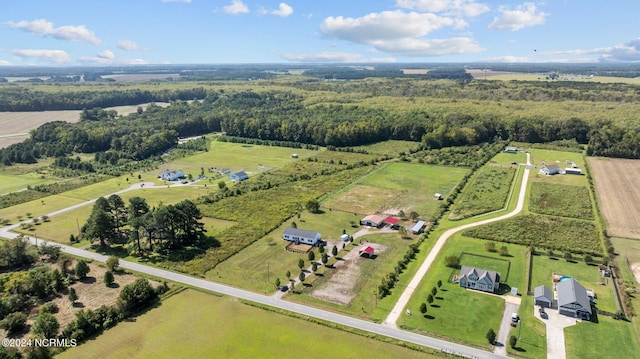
[293,232,417,322]
[565,316,638,359]
[58,289,434,359]
[609,237,640,345]
[490,150,527,165]
[353,140,421,157]
[487,73,640,85]
[449,165,516,220]
[529,182,594,220]
[208,209,367,292]
[458,252,512,283]
[402,234,528,347]
[171,140,319,177]
[530,255,617,314]
[13,205,91,244]
[327,162,468,218]
[507,295,547,359]
[0,173,55,195]
[0,194,85,224]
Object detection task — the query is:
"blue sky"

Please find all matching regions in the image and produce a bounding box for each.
[1,0,639,65]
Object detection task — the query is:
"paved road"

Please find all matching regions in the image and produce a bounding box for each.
[0,177,519,359]
[384,153,531,327]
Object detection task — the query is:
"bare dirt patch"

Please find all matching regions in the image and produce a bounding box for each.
[325,185,401,215]
[631,263,640,285]
[310,242,387,306]
[589,157,640,239]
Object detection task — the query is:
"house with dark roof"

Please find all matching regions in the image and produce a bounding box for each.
[282,228,321,246]
[458,266,501,293]
[557,278,592,320]
[534,285,553,308]
[540,164,561,176]
[229,171,248,181]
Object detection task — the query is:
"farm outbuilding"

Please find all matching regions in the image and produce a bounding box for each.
[565,168,582,175]
[282,228,322,246]
[504,146,518,153]
[411,220,425,234]
[360,215,385,228]
[434,193,443,200]
[359,246,375,258]
[229,171,248,181]
[534,285,553,308]
[383,216,400,229]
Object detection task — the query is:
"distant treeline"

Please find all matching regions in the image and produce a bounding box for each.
[1,82,640,166]
[0,87,207,111]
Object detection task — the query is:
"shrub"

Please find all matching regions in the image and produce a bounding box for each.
[104,271,115,287]
[106,256,119,271]
[75,260,90,279]
[444,255,460,268]
[509,335,518,348]
[486,328,496,344]
[0,312,27,335]
[485,241,496,252]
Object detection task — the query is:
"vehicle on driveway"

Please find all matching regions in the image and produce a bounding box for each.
[539,307,548,319]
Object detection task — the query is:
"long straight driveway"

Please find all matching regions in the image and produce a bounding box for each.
[384,153,531,327]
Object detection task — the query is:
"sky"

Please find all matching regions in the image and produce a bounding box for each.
[1,0,639,66]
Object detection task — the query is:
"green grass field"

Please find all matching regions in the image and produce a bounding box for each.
[527,148,589,186]
[459,252,512,283]
[565,316,638,359]
[326,162,468,218]
[530,255,617,314]
[57,289,435,359]
[529,182,594,220]
[507,295,547,359]
[449,165,516,220]
[0,173,56,195]
[402,234,528,347]
[353,140,421,157]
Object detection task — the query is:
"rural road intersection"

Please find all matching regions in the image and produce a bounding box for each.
[0,155,531,358]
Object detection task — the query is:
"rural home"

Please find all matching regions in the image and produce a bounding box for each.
[458,266,501,293]
[229,171,248,181]
[564,167,583,175]
[159,169,184,181]
[360,214,385,228]
[282,228,322,246]
[411,220,426,234]
[557,278,592,320]
[540,164,561,176]
[504,146,518,153]
[384,216,400,229]
[534,285,553,308]
[359,246,375,258]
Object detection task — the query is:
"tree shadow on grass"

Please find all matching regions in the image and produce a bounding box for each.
[430,304,441,308]
[423,314,435,319]
[435,296,444,300]
[79,276,96,284]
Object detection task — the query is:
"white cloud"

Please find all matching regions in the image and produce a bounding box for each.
[0,60,12,66]
[370,57,397,63]
[396,0,489,17]
[161,0,191,2]
[321,11,458,43]
[6,19,102,45]
[546,38,640,62]
[118,40,144,51]
[97,50,115,59]
[270,3,294,17]
[12,49,71,64]
[281,52,364,62]
[488,3,547,31]
[372,37,484,57]
[223,0,249,15]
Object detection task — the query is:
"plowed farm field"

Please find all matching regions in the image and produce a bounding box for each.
[589,157,640,239]
[0,110,81,148]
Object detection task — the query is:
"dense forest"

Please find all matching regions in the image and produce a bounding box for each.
[1,72,640,169]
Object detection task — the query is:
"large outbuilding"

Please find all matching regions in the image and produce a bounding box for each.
[282,228,322,246]
[411,220,426,234]
[360,214,385,228]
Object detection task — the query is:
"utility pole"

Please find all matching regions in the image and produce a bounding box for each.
[266,263,270,285]
[518,319,522,341]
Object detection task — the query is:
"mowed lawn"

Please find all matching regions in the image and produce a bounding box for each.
[57,289,433,359]
[171,140,319,178]
[326,163,468,218]
[527,148,589,186]
[403,234,528,347]
[565,316,638,359]
[0,173,56,195]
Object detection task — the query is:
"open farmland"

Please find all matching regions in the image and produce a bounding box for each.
[589,157,640,239]
[449,165,516,220]
[325,162,468,218]
[529,182,594,220]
